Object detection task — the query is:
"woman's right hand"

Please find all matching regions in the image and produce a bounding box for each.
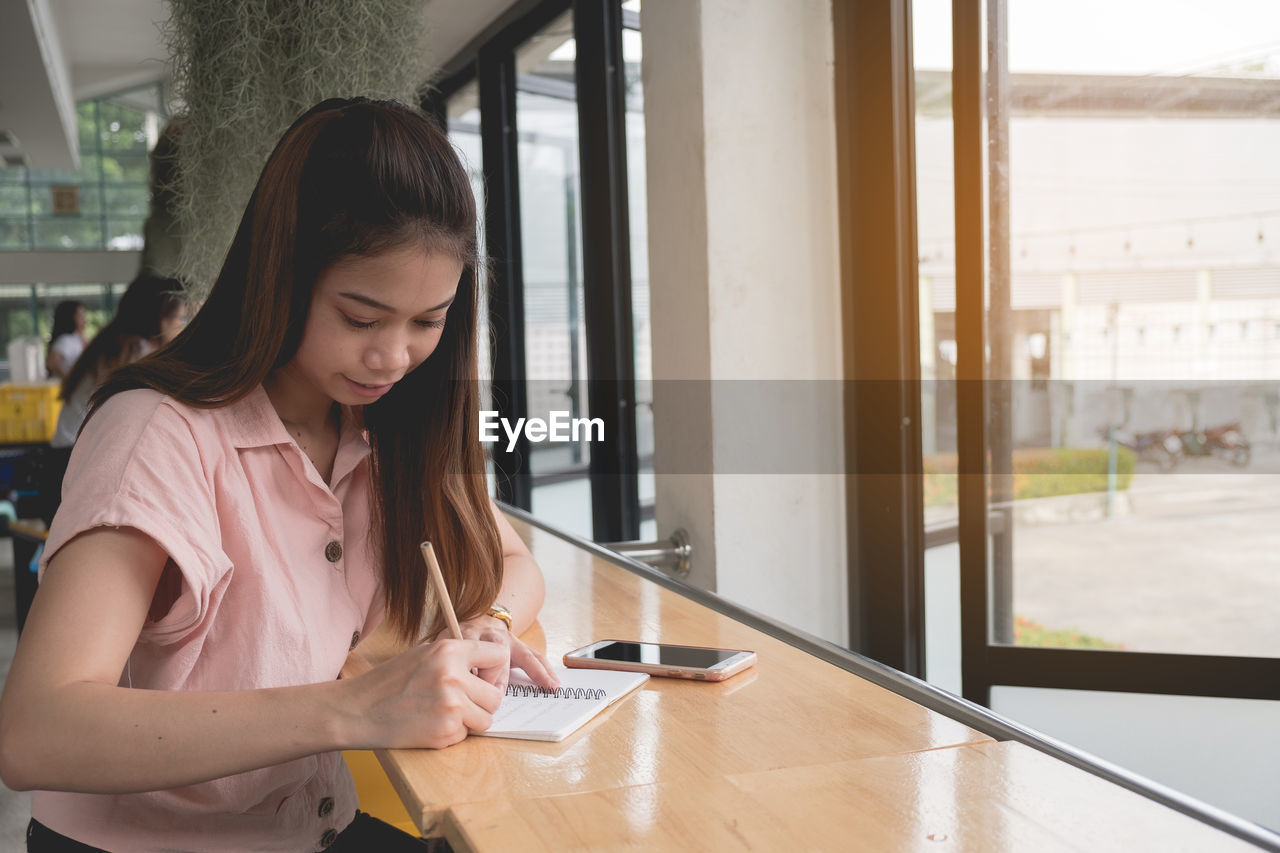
[342,639,507,749]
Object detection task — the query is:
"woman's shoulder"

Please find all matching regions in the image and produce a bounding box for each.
[85,389,219,455]
[94,387,181,422]
[89,387,276,453]
[60,390,214,499]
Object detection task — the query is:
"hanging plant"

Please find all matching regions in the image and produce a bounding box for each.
[162,0,431,297]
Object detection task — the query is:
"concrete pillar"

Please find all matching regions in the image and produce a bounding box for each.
[642,0,847,643]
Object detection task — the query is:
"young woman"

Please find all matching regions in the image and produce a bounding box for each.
[51,274,188,449]
[45,300,87,380]
[0,97,557,852]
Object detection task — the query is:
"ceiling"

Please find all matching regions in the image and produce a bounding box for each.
[0,0,515,169]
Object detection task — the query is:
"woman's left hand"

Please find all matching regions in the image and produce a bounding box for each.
[455,615,560,694]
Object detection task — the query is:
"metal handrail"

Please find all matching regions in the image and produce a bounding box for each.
[501,502,1280,852]
[599,528,691,577]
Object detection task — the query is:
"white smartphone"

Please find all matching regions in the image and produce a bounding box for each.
[563,640,757,682]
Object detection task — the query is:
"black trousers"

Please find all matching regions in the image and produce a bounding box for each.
[26,812,449,852]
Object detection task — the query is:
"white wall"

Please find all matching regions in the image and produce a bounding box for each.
[643,0,848,644]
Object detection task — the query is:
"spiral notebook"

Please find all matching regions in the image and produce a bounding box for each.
[478,665,649,742]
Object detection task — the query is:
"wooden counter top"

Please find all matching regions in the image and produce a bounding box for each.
[442,741,1259,852]
[353,517,993,836]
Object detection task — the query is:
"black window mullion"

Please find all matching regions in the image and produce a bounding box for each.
[952,0,992,705]
[572,0,640,542]
[835,0,926,674]
[478,43,533,509]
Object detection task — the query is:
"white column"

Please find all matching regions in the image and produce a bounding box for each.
[642,0,847,644]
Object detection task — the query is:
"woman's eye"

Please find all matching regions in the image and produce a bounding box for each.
[416,317,447,330]
[343,315,376,329]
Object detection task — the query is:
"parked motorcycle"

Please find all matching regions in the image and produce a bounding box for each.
[1177,421,1251,467]
[1100,426,1182,471]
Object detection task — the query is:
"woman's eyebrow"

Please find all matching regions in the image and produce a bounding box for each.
[337,292,455,312]
[337,291,394,312]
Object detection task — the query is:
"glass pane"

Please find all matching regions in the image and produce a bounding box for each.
[0,184,28,216]
[27,183,103,216]
[77,102,97,150]
[988,1,1280,657]
[102,154,150,184]
[516,10,593,539]
[915,0,962,692]
[3,82,165,256]
[106,218,146,250]
[623,20,656,541]
[32,217,103,250]
[0,217,29,249]
[447,80,486,371]
[446,80,495,496]
[97,99,152,153]
[0,165,29,184]
[103,185,149,218]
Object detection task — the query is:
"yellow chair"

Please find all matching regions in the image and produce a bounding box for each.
[342,750,419,836]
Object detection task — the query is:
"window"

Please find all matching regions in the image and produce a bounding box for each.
[0,83,165,379]
[430,0,648,543]
[0,83,164,252]
[923,0,1280,703]
[836,0,1280,827]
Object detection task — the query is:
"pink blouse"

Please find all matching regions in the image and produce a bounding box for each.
[34,386,385,852]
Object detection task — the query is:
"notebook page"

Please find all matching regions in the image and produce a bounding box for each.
[477,666,649,742]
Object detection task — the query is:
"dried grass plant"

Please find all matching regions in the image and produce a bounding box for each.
[162,0,431,297]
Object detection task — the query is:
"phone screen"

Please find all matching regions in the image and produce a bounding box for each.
[582,642,741,669]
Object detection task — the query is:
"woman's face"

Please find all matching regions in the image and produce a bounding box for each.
[284,243,462,407]
[73,305,86,333]
[159,305,188,344]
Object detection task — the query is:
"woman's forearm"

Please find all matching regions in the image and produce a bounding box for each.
[490,505,547,635]
[1,676,358,794]
[495,551,547,635]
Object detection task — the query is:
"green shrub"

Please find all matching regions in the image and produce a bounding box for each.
[1014,615,1125,650]
[923,446,1134,506]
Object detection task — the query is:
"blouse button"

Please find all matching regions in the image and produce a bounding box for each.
[349,631,361,651]
[318,796,335,818]
[325,541,343,562]
[320,827,338,848]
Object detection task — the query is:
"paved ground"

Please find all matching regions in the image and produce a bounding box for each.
[1012,448,1280,657]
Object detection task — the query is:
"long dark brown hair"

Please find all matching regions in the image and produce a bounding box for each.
[61,274,184,403]
[93,97,501,643]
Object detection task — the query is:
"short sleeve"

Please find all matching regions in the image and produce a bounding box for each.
[40,390,233,645]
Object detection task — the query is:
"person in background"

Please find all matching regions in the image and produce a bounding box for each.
[45,300,87,381]
[51,275,187,449]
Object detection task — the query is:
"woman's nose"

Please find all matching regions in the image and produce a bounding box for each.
[364,336,412,373]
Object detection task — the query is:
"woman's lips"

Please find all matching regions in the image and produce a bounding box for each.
[345,376,395,398]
